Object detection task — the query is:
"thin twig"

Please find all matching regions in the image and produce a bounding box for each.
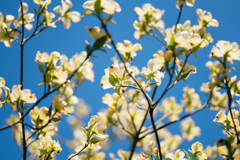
[139,90,213,140]
[0,57,89,132]
[67,143,88,160]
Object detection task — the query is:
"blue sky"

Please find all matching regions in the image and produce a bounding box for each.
[0,0,240,159]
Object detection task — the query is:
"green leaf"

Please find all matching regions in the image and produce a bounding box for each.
[180,72,190,81]
[190,42,202,53]
[33,6,38,15]
[192,53,197,60]
[99,49,108,54]
[212,55,223,65]
[79,126,88,137]
[217,124,227,131]
[94,0,101,15]
[87,123,96,139]
[190,151,199,160]
[114,87,121,97]
[52,118,63,122]
[20,105,30,112]
[149,82,157,86]
[169,35,176,50]
[176,48,186,56]
[36,61,44,74]
[223,51,230,66]
[81,10,96,17]
[93,35,108,50]
[48,105,52,117]
[109,74,118,87]
[89,137,104,144]
[45,73,51,84]
[183,149,190,159]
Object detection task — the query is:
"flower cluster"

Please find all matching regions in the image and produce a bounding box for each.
[133,3,165,39]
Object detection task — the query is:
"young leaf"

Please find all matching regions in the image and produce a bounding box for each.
[89,137,104,144]
[79,126,88,137]
[93,36,108,50]
[94,0,101,15]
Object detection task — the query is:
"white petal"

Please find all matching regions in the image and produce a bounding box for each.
[63,17,71,29]
[68,11,81,23]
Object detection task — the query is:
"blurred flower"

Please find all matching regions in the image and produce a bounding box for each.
[83,0,121,15]
[180,117,201,141]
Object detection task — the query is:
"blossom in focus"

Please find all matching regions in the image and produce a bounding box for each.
[39,136,62,158]
[83,0,121,15]
[30,106,49,126]
[196,8,219,27]
[101,63,131,95]
[42,11,56,28]
[116,40,142,62]
[85,26,109,41]
[52,95,70,115]
[33,0,51,7]
[10,85,37,104]
[53,0,81,29]
[176,59,196,79]
[176,0,195,9]
[209,40,240,63]
[140,141,158,159]
[35,51,61,66]
[141,59,165,86]
[189,141,208,160]
[213,109,239,128]
[61,52,95,82]
[134,3,165,28]
[0,12,17,47]
[87,115,108,141]
[50,66,68,84]
[133,3,165,39]
[165,149,186,160]
[14,2,35,30]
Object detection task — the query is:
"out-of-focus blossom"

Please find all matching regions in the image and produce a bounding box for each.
[160,97,182,121]
[180,117,201,141]
[181,86,201,112]
[83,0,121,15]
[140,141,158,159]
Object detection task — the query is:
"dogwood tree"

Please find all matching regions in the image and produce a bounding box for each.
[0,0,240,160]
